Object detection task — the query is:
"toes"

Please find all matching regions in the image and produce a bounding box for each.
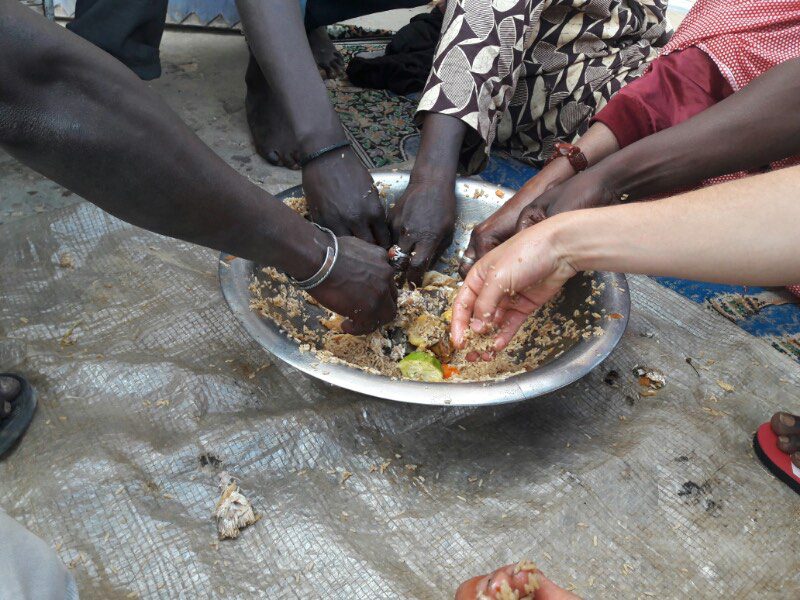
[777,435,800,454]
[285,151,301,171]
[770,412,800,436]
[792,452,800,470]
[0,376,21,404]
[0,376,20,419]
[263,150,282,166]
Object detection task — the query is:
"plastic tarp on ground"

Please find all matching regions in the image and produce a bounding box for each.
[1,202,799,599]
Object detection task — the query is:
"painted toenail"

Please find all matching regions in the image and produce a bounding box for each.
[780,413,795,427]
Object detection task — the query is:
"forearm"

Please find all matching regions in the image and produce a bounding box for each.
[416,0,535,171]
[499,122,620,213]
[235,0,343,152]
[410,113,467,184]
[554,166,800,285]
[597,58,800,200]
[0,1,326,278]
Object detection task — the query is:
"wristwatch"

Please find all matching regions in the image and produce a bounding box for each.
[544,142,588,173]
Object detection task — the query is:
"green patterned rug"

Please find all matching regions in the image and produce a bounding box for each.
[328,40,419,168]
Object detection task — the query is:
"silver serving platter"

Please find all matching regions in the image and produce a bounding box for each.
[220,171,629,406]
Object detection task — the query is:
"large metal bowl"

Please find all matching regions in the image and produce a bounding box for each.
[220,171,629,406]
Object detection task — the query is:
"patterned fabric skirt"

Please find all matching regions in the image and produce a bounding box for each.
[417,0,671,172]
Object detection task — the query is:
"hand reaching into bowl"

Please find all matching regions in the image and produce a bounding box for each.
[451,219,577,352]
[452,165,800,351]
[310,237,398,335]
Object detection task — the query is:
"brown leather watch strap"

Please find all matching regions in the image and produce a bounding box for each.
[544,142,588,173]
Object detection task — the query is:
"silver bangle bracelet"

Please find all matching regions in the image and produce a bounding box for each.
[289,224,338,291]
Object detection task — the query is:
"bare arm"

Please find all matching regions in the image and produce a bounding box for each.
[561,166,800,283]
[234,0,341,155]
[514,57,800,230]
[0,1,396,332]
[603,57,800,202]
[0,0,325,277]
[452,166,800,348]
[235,0,390,244]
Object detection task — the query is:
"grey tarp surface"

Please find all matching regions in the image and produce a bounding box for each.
[1,201,800,599]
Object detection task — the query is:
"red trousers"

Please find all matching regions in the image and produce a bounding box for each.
[592,47,733,148]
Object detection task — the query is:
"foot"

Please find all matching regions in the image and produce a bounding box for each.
[455,562,581,600]
[0,376,21,421]
[0,373,36,458]
[770,412,800,469]
[308,26,345,79]
[245,50,302,169]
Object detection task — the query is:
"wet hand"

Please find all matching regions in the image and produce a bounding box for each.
[450,224,577,351]
[310,237,397,334]
[302,148,391,247]
[389,180,456,286]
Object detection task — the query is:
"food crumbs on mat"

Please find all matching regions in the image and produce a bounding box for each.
[214,471,259,540]
[633,366,666,390]
[717,380,735,392]
[58,253,75,269]
[59,321,82,347]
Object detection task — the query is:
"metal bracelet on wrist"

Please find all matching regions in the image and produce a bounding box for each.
[289,224,338,290]
[298,141,351,168]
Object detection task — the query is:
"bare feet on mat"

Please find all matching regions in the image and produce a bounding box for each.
[455,562,581,600]
[0,376,21,421]
[308,26,344,79]
[770,412,800,468]
[245,50,302,169]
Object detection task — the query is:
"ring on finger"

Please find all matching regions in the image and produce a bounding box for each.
[388,245,410,271]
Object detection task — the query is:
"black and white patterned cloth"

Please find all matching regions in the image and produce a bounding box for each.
[417,0,670,172]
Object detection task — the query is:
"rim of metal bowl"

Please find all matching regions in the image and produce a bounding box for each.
[220,171,630,406]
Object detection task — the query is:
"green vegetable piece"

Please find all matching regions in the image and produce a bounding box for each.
[398,351,444,382]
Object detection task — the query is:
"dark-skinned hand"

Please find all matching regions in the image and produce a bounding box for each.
[303,147,391,247]
[309,236,397,334]
[515,170,618,232]
[459,170,564,278]
[389,180,456,286]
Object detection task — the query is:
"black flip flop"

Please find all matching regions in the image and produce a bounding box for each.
[0,373,37,459]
